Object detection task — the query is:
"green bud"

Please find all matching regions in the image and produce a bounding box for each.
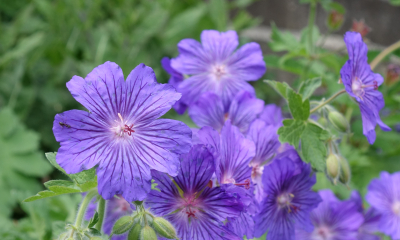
[128,223,142,240]
[141,225,157,240]
[328,111,349,132]
[152,217,177,239]
[317,117,328,127]
[90,237,103,240]
[326,154,340,184]
[338,156,351,185]
[112,216,134,235]
[57,232,69,240]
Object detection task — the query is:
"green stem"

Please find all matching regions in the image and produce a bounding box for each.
[75,189,98,228]
[308,2,317,54]
[310,89,346,114]
[370,40,400,70]
[95,197,106,231]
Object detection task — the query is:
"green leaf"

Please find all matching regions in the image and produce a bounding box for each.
[45,152,66,174]
[298,77,322,100]
[278,119,306,146]
[389,0,400,6]
[209,0,228,31]
[88,212,99,228]
[300,123,329,172]
[264,80,292,99]
[44,180,80,192]
[88,228,102,236]
[287,89,310,121]
[23,187,81,202]
[269,23,301,52]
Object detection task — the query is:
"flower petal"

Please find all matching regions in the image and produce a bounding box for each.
[227,42,266,81]
[259,104,284,127]
[133,119,192,176]
[228,91,264,133]
[189,92,225,131]
[178,75,218,107]
[171,39,209,74]
[201,30,238,62]
[227,211,255,239]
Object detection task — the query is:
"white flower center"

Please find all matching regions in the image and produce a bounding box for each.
[313,225,333,240]
[211,64,227,80]
[351,77,378,99]
[111,113,134,137]
[392,201,400,216]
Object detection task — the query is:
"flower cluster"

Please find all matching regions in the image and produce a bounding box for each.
[52,29,396,240]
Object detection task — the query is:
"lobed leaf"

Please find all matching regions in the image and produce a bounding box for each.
[298,77,322,100]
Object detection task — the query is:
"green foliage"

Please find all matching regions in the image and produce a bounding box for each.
[298,77,322,100]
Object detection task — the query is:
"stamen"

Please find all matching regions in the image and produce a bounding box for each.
[207,180,213,188]
[186,207,197,218]
[118,113,124,122]
[363,81,378,90]
[123,124,135,136]
[234,179,251,190]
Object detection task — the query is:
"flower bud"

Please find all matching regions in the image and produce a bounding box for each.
[326,154,340,184]
[328,111,349,132]
[141,225,157,240]
[128,223,142,240]
[112,216,134,235]
[152,217,177,239]
[338,156,351,185]
[327,10,344,31]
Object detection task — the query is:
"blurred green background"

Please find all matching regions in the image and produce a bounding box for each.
[0,0,399,239]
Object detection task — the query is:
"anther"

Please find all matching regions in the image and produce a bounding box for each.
[123,124,135,136]
[234,179,251,190]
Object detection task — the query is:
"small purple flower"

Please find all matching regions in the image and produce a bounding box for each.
[340,31,391,144]
[366,171,400,239]
[296,190,364,240]
[350,191,381,240]
[258,104,284,127]
[85,196,133,240]
[53,62,192,201]
[146,145,243,240]
[254,157,321,240]
[170,30,266,110]
[189,91,264,133]
[161,57,187,114]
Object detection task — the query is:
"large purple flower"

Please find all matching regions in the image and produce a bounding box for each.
[189,91,264,133]
[170,30,266,110]
[340,31,391,144]
[146,145,243,240]
[161,57,187,114]
[254,157,321,240]
[85,196,133,240]
[366,171,400,239]
[258,104,284,127]
[296,190,364,240]
[53,62,192,201]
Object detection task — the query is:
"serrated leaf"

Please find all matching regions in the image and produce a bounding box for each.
[278,119,306,146]
[287,89,310,121]
[88,227,102,236]
[44,180,80,191]
[88,212,99,228]
[298,77,321,100]
[264,80,293,99]
[300,123,329,172]
[23,187,81,202]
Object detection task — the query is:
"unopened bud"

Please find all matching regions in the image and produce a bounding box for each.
[128,223,142,240]
[317,117,328,127]
[113,216,134,235]
[327,10,344,30]
[338,156,351,185]
[328,111,349,132]
[351,19,371,38]
[152,217,177,239]
[326,154,340,184]
[141,225,157,240]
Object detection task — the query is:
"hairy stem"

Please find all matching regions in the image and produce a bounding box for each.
[310,89,346,114]
[370,40,400,70]
[94,197,106,231]
[75,189,98,228]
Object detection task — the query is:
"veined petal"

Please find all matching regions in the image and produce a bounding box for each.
[228,91,264,133]
[96,142,152,201]
[189,92,225,131]
[259,104,284,127]
[219,78,256,111]
[227,42,266,81]
[66,61,126,121]
[200,30,238,62]
[132,119,192,176]
[227,212,255,239]
[53,110,109,173]
[178,75,218,107]
[171,39,209,74]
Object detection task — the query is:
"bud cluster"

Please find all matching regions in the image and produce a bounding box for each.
[111,202,178,240]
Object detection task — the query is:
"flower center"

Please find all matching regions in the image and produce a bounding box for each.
[351,77,378,99]
[314,225,332,240]
[112,113,135,137]
[251,165,264,182]
[222,177,251,190]
[277,193,299,213]
[182,193,199,219]
[211,64,227,80]
[392,201,400,216]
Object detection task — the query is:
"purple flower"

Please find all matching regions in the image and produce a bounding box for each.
[170,30,266,110]
[254,157,321,240]
[146,145,243,240]
[258,104,284,127]
[340,31,391,144]
[296,190,364,240]
[366,171,400,239]
[350,191,381,240]
[53,62,192,201]
[161,57,187,114]
[85,196,133,240]
[189,91,264,133]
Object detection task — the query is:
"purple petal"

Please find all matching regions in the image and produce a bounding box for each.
[178,74,218,107]
[200,30,238,62]
[227,42,266,81]
[227,212,255,239]
[171,39,209,75]
[188,92,225,131]
[228,91,264,133]
[218,78,256,111]
[259,104,284,127]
